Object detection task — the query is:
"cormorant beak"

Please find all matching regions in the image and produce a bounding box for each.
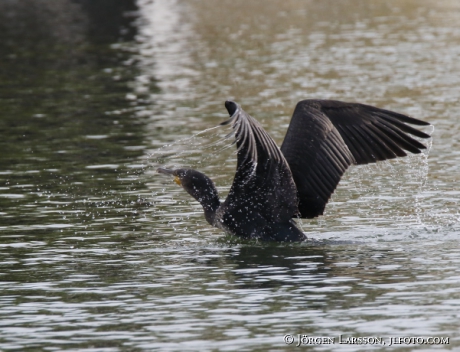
[157,168,182,186]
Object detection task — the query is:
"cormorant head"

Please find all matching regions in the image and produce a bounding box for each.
[157,168,220,222]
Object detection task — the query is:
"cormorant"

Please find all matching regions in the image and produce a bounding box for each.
[158,100,431,242]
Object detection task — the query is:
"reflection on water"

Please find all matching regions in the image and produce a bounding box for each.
[0,0,153,237]
[0,0,459,350]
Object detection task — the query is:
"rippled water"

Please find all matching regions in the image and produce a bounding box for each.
[1,0,460,350]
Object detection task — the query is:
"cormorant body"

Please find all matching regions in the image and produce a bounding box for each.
[158,99,431,242]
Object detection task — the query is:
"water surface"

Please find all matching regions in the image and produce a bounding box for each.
[1,0,459,350]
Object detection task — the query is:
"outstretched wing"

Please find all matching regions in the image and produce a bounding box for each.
[280,99,431,219]
[221,101,298,223]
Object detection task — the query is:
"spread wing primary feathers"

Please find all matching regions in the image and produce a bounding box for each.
[221,101,298,223]
[281,99,431,219]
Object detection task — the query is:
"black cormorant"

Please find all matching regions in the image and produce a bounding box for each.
[158,100,431,242]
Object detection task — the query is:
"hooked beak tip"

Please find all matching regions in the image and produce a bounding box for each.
[157,167,174,175]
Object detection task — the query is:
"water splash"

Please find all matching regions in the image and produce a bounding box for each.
[145,122,237,176]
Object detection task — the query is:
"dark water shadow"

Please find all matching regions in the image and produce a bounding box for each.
[0,0,158,237]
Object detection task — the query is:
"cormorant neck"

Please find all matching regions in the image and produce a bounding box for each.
[202,196,221,225]
[193,189,220,225]
[184,173,221,225]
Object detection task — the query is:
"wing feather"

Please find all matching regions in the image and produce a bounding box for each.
[221,101,298,223]
[281,99,431,218]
